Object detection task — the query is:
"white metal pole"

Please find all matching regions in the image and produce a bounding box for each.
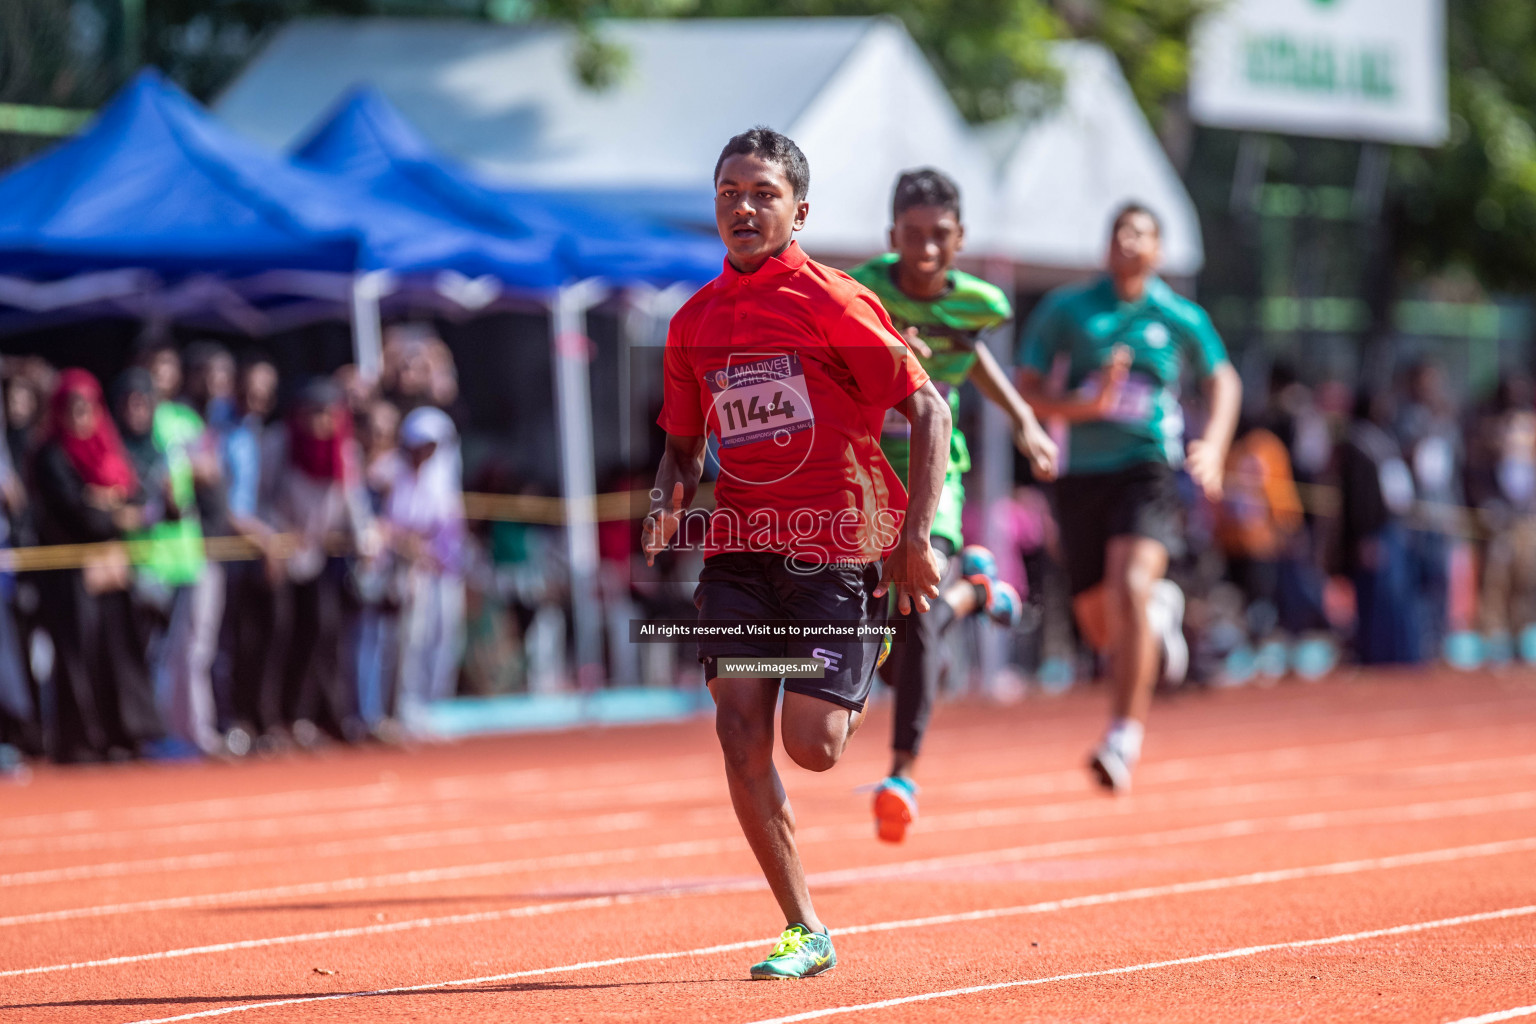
[349,271,389,384]
[551,280,608,691]
[978,256,1019,696]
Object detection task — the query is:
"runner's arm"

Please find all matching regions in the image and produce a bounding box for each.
[875,381,949,613]
[969,342,1041,433]
[643,432,705,565]
[1015,351,1130,424]
[896,381,949,540]
[969,343,1058,479]
[1187,363,1243,501]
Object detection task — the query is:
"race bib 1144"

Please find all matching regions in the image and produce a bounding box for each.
[706,353,815,449]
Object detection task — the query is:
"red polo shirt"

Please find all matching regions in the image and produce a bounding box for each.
[659,241,929,564]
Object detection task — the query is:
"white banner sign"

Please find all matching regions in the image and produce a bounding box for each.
[1189,0,1447,145]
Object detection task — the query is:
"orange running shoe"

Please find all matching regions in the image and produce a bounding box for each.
[872,776,918,843]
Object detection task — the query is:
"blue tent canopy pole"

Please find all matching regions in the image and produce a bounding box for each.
[552,279,609,691]
[350,271,390,382]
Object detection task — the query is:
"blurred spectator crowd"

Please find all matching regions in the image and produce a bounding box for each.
[0,328,1532,773]
[994,357,1536,693]
[0,327,501,767]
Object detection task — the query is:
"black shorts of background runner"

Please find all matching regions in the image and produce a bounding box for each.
[695,552,888,712]
[877,537,957,756]
[1051,460,1184,597]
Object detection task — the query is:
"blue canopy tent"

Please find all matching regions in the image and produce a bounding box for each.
[289,85,723,288]
[0,72,357,281]
[0,70,567,366]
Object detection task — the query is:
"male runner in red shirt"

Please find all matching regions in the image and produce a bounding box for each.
[644,127,950,979]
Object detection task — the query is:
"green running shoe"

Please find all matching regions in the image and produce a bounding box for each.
[749,924,836,980]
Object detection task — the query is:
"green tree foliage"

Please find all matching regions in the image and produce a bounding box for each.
[1393,0,1536,291]
[15,1,1535,294]
[539,0,1217,126]
[0,0,118,166]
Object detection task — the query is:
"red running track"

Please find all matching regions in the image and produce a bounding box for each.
[2,669,1535,1023]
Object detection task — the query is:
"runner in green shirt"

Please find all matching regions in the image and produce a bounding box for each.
[1017,203,1241,794]
[848,169,1057,843]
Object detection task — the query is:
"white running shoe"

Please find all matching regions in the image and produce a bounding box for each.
[1149,578,1188,687]
[1089,741,1134,795]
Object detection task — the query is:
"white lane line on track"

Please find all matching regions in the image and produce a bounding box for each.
[6,719,1527,856]
[0,800,492,858]
[938,728,1504,803]
[7,698,1525,835]
[0,778,722,857]
[9,747,1533,891]
[0,755,719,837]
[0,812,654,887]
[1442,1006,1536,1024]
[0,769,1386,886]
[8,813,1534,982]
[96,847,1536,1024]
[6,787,1534,929]
[0,782,403,837]
[741,904,1536,1024]
[902,754,1536,838]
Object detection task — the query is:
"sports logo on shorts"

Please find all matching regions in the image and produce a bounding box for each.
[812,648,842,673]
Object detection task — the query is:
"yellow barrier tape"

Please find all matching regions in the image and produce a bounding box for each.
[0,485,718,574]
[0,479,1496,575]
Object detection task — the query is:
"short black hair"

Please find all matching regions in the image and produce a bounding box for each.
[184,340,233,374]
[1111,202,1162,237]
[714,127,810,202]
[132,333,177,366]
[892,168,961,221]
[238,348,276,372]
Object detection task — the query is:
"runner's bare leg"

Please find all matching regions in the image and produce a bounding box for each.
[710,677,824,932]
[1102,536,1169,724]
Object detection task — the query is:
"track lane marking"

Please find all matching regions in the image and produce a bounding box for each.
[6,718,1530,857]
[7,824,1533,982]
[0,756,719,837]
[87,844,1536,1023]
[745,903,1536,1024]
[0,778,722,857]
[0,812,654,887]
[6,787,1533,928]
[6,701,1528,834]
[8,748,1534,891]
[0,800,497,858]
[742,905,1536,1024]
[937,730,1526,802]
[1442,1006,1536,1024]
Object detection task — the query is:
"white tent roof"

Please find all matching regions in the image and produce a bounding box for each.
[217,20,1201,275]
[216,16,1000,258]
[985,42,1204,278]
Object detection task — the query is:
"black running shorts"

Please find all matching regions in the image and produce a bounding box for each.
[1050,460,1184,597]
[694,551,888,712]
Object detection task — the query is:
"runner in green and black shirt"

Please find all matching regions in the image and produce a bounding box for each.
[1017,203,1241,795]
[848,169,1057,843]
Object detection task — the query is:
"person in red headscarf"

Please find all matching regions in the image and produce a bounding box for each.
[268,379,375,747]
[47,369,138,503]
[31,369,163,763]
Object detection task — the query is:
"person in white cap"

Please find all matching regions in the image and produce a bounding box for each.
[385,406,466,733]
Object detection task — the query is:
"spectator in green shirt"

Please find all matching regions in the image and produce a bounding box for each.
[133,340,224,756]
